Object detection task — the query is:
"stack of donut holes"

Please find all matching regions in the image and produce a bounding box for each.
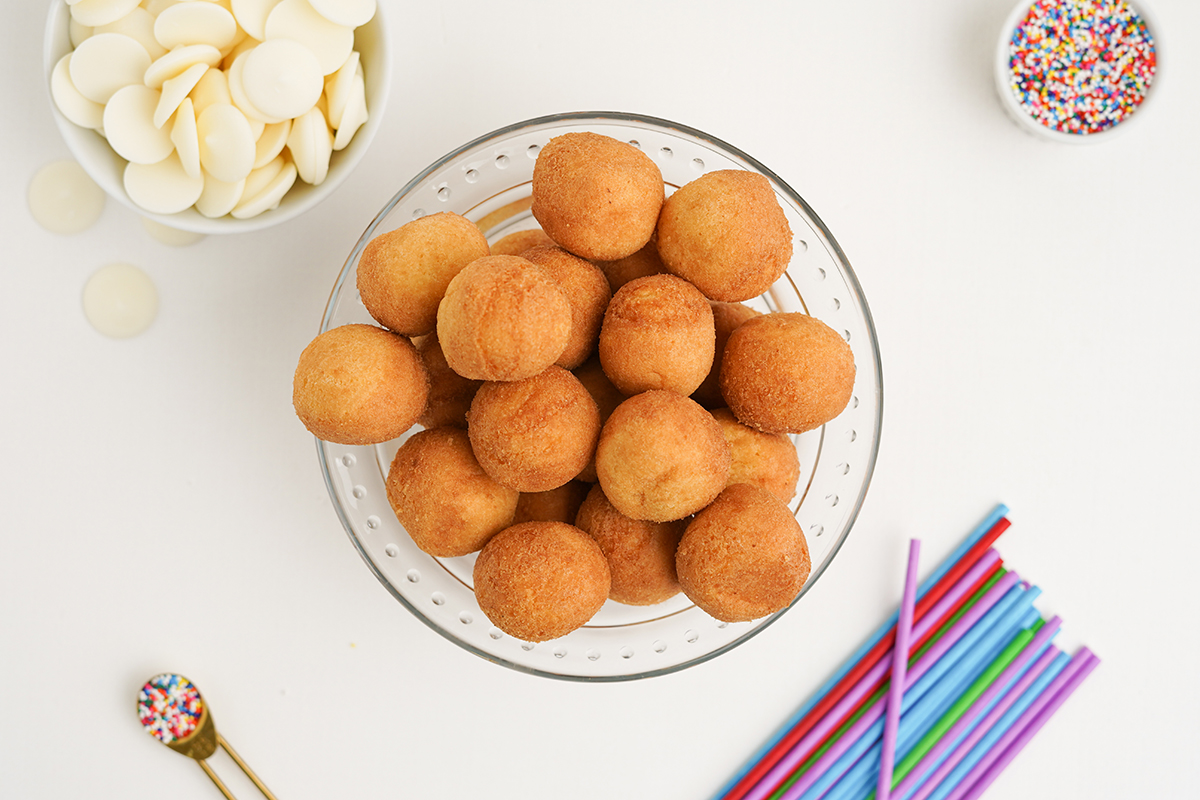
[293,131,856,642]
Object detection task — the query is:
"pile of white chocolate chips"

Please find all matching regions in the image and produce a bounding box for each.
[50,0,374,219]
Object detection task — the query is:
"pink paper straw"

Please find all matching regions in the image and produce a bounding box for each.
[877,539,921,800]
[742,549,1004,800]
[776,570,1023,800]
[942,648,1098,800]
[895,616,1062,800]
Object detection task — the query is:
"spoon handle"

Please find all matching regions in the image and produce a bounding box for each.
[197,759,238,800]
[218,733,280,800]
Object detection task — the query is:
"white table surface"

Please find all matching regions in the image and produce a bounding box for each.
[3,1,1197,797]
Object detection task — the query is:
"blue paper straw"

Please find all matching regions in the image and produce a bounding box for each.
[713,505,1010,800]
[784,578,1034,800]
[809,601,1041,800]
[923,651,1072,800]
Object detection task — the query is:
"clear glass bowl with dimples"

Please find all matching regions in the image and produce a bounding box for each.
[315,111,883,681]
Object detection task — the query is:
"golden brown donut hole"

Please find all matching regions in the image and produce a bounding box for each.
[489,228,555,256]
[467,366,601,492]
[598,273,715,396]
[720,313,856,434]
[656,170,793,303]
[415,334,481,429]
[710,408,801,503]
[385,427,518,557]
[595,390,730,522]
[512,480,591,526]
[522,245,612,369]
[575,484,685,606]
[531,132,664,261]
[571,356,628,483]
[691,300,763,409]
[676,483,811,622]
[292,324,428,445]
[356,211,490,336]
[436,254,571,381]
[473,521,611,642]
[594,237,667,293]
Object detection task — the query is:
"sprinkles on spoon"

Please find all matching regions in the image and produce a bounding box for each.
[138,673,204,744]
[1007,0,1156,135]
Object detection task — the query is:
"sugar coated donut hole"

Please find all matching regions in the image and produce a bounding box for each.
[531,132,664,261]
[385,427,518,557]
[720,313,856,434]
[656,170,793,303]
[594,238,667,292]
[490,228,555,256]
[710,408,801,503]
[436,254,572,381]
[598,273,715,396]
[692,300,763,408]
[512,480,591,526]
[571,356,628,483]
[356,212,490,336]
[676,483,811,622]
[415,334,481,429]
[595,390,730,522]
[473,521,611,642]
[467,366,601,492]
[523,245,612,369]
[292,324,428,445]
[575,484,685,606]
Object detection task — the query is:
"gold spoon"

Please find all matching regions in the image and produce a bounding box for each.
[137,673,279,799]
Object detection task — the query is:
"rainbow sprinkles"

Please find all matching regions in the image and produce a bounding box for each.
[137,673,204,745]
[1007,0,1156,135]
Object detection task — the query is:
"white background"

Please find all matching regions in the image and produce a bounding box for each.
[3,0,1197,798]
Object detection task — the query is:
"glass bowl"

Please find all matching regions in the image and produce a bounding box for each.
[316,112,883,681]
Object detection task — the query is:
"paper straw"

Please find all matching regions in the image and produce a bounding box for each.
[807,605,1042,800]
[742,553,1007,800]
[877,540,921,800]
[941,649,1097,800]
[780,568,1009,794]
[772,574,1029,800]
[954,653,1099,800]
[717,507,1010,800]
[922,650,1071,800]
[887,616,1062,800]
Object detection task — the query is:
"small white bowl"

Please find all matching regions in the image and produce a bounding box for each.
[994,0,1161,143]
[43,0,391,234]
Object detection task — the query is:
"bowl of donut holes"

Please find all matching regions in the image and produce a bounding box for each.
[301,112,882,681]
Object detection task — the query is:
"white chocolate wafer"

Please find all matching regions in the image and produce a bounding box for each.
[230,0,283,40]
[308,0,374,28]
[253,119,291,168]
[95,7,167,60]
[70,0,141,28]
[231,158,296,218]
[332,64,366,151]
[196,103,256,183]
[104,84,175,164]
[154,2,238,50]
[188,66,231,116]
[51,54,105,130]
[263,0,352,75]
[70,33,151,104]
[170,97,201,180]
[143,44,222,90]
[286,105,332,185]
[241,38,324,120]
[153,62,208,128]
[195,169,245,217]
[124,151,205,214]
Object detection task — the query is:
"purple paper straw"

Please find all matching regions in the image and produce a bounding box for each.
[941,648,1097,800]
[877,540,921,800]
[954,652,1099,800]
[742,550,1005,800]
[776,571,1024,800]
[893,616,1063,800]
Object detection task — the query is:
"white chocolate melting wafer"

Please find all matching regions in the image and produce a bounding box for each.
[286,105,332,185]
[241,39,324,121]
[195,169,245,218]
[70,0,141,28]
[124,151,205,214]
[143,44,222,90]
[230,0,283,40]
[154,2,238,50]
[28,160,106,235]
[263,0,352,75]
[70,33,151,104]
[52,54,105,130]
[95,7,167,60]
[254,119,291,169]
[170,97,201,180]
[154,62,207,129]
[104,84,176,164]
[308,0,374,28]
[197,103,256,184]
[231,159,296,218]
[188,66,231,117]
[332,64,366,151]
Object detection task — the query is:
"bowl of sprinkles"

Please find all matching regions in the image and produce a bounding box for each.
[995,0,1159,142]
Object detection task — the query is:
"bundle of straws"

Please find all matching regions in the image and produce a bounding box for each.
[714,504,1099,800]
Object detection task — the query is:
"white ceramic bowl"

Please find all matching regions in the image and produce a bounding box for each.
[994,0,1161,143]
[43,0,391,233]
[316,112,884,681]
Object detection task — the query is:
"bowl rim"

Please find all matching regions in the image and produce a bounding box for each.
[992,0,1162,143]
[318,110,884,681]
[42,0,392,233]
